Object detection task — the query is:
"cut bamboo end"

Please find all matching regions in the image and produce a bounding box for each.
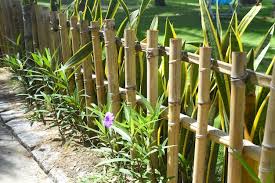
[103,19,120,115]
[259,62,275,183]
[192,47,212,183]
[227,52,246,183]
[91,21,105,107]
[124,29,136,107]
[167,38,182,183]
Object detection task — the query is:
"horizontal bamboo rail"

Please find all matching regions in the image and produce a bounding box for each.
[113,38,272,89]
[88,73,262,162]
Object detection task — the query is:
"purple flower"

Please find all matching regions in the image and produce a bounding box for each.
[104,112,114,128]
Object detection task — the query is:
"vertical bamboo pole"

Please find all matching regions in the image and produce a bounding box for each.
[71,16,85,107]
[192,47,212,183]
[22,3,34,55]
[59,12,75,94]
[124,29,136,107]
[91,21,105,107]
[147,30,158,107]
[103,19,120,115]
[167,38,182,183]
[259,62,275,183]
[80,19,96,126]
[32,4,39,50]
[50,9,61,61]
[227,52,246,183]
[146,29,159,179]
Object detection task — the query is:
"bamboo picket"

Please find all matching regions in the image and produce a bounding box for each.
[103,19,120,116]
[80,19,96,126]
[59,12,75,94]
[259,62,275,183]
[167,38,182,183]
[2,3,275,182]
[192,47,212,183]
[124,29,137,107]
[91,21,105,107]
[227,52,246,183]
[70,16,85,107]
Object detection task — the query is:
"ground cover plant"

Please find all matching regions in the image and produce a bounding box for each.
[1,0,274,182]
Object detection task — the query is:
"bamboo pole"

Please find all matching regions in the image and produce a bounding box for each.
[259,62,275,183]
[71,16,85,106]
[59,12,75,94]
[49,9,61,61]
[22,3,34,56]
[103,19,120,115]
[80,19,96,126]
[167,38,182,183]
[124,29,136,107]
[31,4,39,50]
[91,21,105,107]
[227,52,246,183]
[146,29,159,179]
[192,47,212,183]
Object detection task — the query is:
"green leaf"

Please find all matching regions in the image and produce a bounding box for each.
[95,158,130,167]
[254,23,274,71]
[150,16,158,30]
[238,4,262,36]
[61,41,93,70]
[105,0,120,19]
[118,0,130,22]
[231,149,261,183]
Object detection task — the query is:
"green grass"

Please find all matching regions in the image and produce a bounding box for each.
[38,0,274,62]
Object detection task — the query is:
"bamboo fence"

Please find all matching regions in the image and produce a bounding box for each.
[1,2,275,182]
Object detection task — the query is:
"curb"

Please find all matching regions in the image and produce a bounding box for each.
[0,101,70,183]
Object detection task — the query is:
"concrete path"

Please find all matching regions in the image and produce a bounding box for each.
[0,122,52,183]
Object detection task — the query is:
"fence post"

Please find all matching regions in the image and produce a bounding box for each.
[192,47,211,183]
[22,3,34,54]
[259,62,275,183]
[124,29,136,107]
[146,30,159,178]
[59,12,75,94]
[49,9,61,59]
[31,4,39,50]
[70,16,85,107]
[80,19,96,126]
[167,38,182,183]
[91,21,105,107]
[227,52,246,183]
[103,19,120,116]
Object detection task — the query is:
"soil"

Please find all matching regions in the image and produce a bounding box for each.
[0,67,106,182]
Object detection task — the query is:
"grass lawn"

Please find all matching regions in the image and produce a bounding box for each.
[38,0,274,63]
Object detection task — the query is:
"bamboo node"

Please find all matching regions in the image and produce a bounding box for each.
[146,48,159,59]
[96,85,105,90]
[169,59,181,64]
[195,134,207,139]
[125,85,136,90]
[199,68,210,72]
[261,143,275,150]
[228,148,242,154]
[168,100,181,105]
[197,100,210,105]
[80,29,90,34]
[230,72,248,83]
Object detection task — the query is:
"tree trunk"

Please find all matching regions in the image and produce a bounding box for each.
[155,0,166,6]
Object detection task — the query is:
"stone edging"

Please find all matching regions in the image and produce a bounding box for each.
[0,101,70,183]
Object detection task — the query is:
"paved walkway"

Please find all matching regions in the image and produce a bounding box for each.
[0,122,51,183]
[0,68,51,183]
